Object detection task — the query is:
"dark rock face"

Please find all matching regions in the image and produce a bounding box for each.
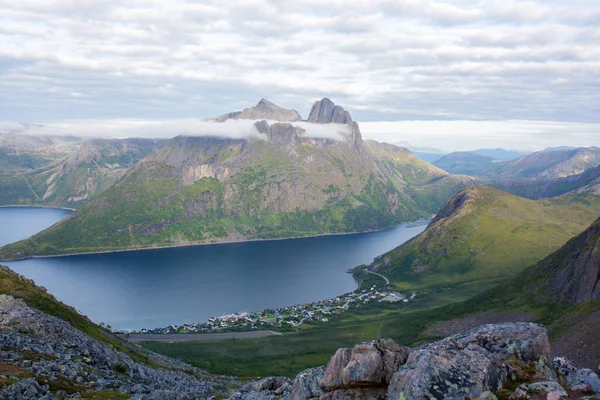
[307,98,352,125]
[231,323,600,400]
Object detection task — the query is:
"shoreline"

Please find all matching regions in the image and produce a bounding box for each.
[0,219,431,261]
[0,204,76,211]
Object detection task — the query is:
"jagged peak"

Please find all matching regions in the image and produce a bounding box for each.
[307,98,353,125]
[255,98,278,108]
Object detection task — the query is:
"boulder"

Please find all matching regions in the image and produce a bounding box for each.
[322,348,352,390]
[510,381,567,399]
[290,366,324,400]
[387,323,553,400]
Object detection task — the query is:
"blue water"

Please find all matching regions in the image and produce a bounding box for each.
[0,207,427,330]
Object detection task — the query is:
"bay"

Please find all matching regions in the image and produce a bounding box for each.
[1,207,427,330]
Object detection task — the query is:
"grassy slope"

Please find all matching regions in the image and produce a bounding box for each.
[360,187,600,296]
[142,188,600,377]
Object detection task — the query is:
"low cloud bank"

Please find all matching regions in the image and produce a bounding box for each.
[0,119,350,142]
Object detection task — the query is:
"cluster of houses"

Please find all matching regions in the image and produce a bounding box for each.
[129,287,417,334]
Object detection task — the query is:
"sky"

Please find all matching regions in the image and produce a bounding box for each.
[1,0,600,151]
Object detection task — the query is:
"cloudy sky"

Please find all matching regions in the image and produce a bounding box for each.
[1,0,599,151]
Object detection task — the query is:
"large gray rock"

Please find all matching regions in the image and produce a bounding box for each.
[387,323,553,400]
[290,367,324,400]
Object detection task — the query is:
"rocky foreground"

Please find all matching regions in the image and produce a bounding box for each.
[233,323,600,400]
[0,294,236,399]
[4,289,600,399]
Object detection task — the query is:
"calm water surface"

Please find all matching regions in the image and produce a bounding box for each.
[1,207,427,330]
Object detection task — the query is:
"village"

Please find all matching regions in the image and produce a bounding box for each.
[130,287,417,335]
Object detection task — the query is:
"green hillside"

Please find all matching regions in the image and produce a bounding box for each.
[357,186,600,296]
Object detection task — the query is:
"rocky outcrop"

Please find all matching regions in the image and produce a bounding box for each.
[307,98,352,125]
[306,98,363,151]
[0,295,233,399]
[213,98,302,122]
[231,322,600,400]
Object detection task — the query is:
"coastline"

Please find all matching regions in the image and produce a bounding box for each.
[0,204,76,211]
[1,219,431,261]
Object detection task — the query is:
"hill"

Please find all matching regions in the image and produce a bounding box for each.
[358,186,600,297]
[434,147,600,180]
[0,138,166,208]
[0,132,82,175]
[433,151,501,176]
[488,164,600,199]
[0,99,463,259]
[471,148,529,160]
[494,146,600,179]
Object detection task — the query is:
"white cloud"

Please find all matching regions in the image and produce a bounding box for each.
[1,0,600,149]
[0,118,351,143]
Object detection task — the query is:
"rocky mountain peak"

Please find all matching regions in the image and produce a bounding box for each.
[307,98,353,124]
[213,99,302,123]
[306,98,364,152]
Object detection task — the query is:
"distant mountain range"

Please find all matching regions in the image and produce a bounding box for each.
[0,138,166,208]
[0,132,82,175]
[434,146,600,179]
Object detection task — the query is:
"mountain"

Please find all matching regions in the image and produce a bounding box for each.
[0,138,166,208]
[472,148,529,160]
[212,98,302,122]
[494,146,600,179]
[433,151,502,176]
[0,132,82,174]
[390,142,446,163]
[488,164,600,199]
[434,147,600,180]
[0,99,461,259]
[0,265,231,398]
[358,186,600,297]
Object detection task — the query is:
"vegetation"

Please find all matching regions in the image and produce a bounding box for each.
[141,188,600,378]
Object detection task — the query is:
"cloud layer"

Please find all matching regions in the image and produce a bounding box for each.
[2,0,600,127]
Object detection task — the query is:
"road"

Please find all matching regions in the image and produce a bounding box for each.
[365,269,390,285]
[121,330,281,343]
